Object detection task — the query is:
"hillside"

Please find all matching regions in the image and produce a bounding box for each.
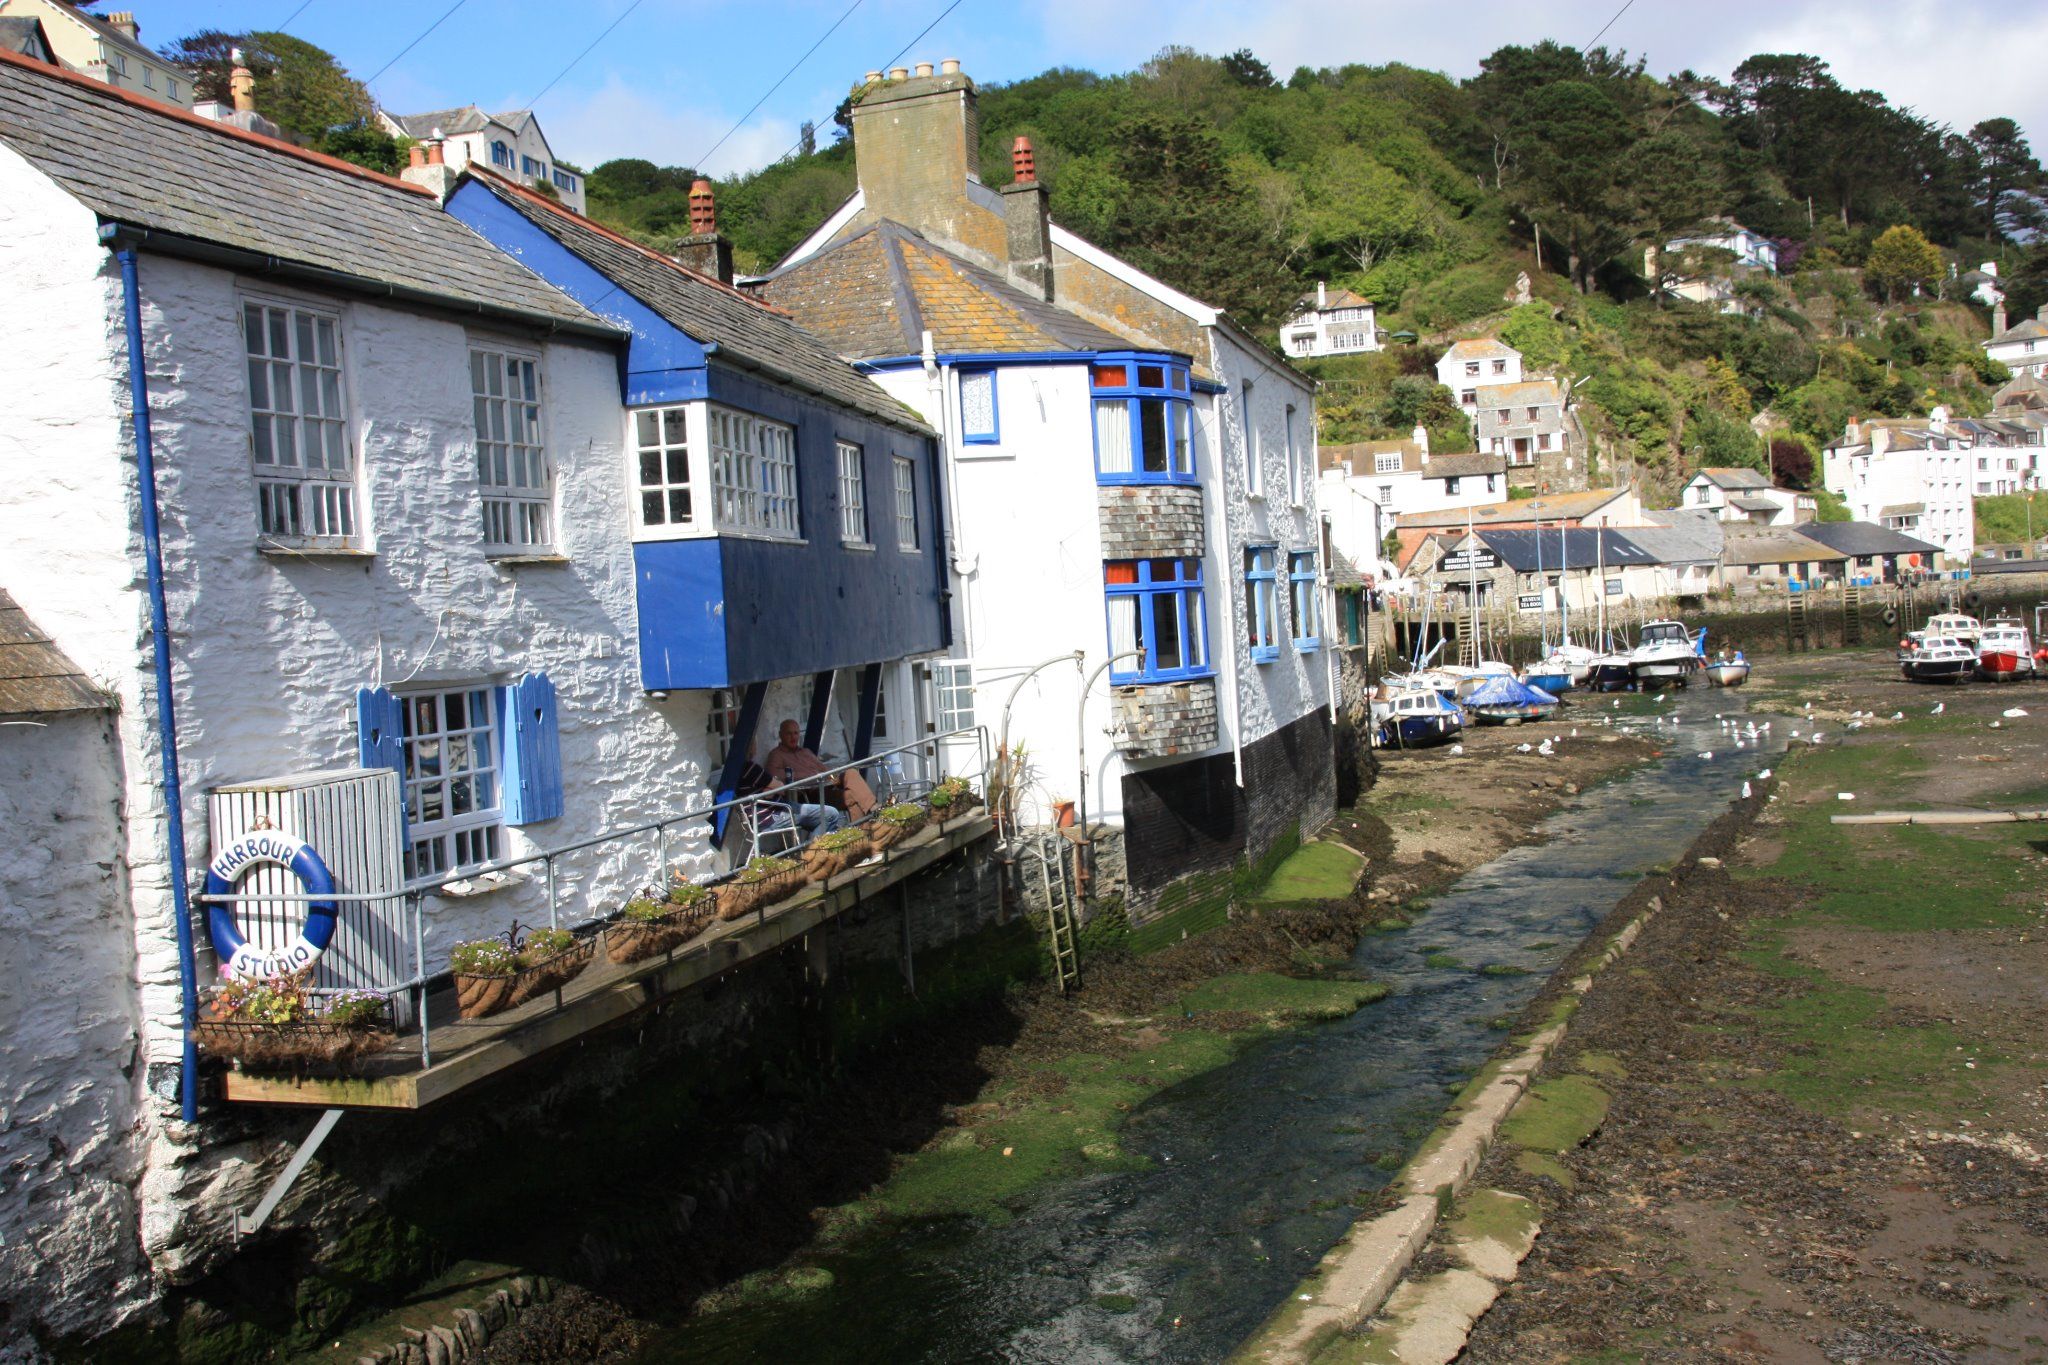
[582,42,2047,500]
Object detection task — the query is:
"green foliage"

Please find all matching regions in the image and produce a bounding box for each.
[159,30,396,169]
[449,939,516,977]
[622,896,669,923]
[519,928,574,964]
[665,879,712,909]
[1865,225,1943,302]
[737,856,797,883]
[1974,493,2046,546]
[1810,487,1853,522]
[1497,303,1569,371]
[878,803,925,826]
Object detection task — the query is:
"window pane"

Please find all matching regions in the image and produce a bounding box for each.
[1138,399,1167,473]
[1151,593,1184,668]
[1095,400,1133,474]
[1137,365,1164,389]
[1104,560,1138,585]
[960,371,995,437]
[1107,595,1140,658]
[1091,364,1129,390]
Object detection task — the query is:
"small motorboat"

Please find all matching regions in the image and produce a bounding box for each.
[1588,651,1635,692]
[1630,619,1704,688]
[1923,612,1981,650]
[1704,650,1751,687]
[1538,643,1598,687]
[1522,665,1574,696]
[1372,685,1466,748]
[1900,635,1975,683]
[1976,620,2035,681]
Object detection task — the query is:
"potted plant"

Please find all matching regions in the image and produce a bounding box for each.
[605,881,715,965]
[867,801,927,850]
[450,924,594,1020]
[194,972,395,1075]
[800,825,872,882]
[927,776,980,819]
[714,854,804,921]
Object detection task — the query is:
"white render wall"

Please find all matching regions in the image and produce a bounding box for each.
[1823,445,1974,564]
[0,149,730,1326]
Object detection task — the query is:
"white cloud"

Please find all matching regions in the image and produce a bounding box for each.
[538,75,803,176]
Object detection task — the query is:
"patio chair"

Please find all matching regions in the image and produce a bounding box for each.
[733,797,804,864]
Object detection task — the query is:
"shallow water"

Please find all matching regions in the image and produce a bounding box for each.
[642,689,1787,1363]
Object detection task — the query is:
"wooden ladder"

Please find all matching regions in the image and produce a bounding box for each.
[1456,608,1479,666]
[1841,583,1863,646]
[1033,836,1082,993]
[1786,592,1810,652]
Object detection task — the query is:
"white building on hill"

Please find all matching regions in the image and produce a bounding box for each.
[1985,303,2048,380]
[1435,337,1521,406]
[1281,282,1378,357]
[1821,413,1974,564]
[376,105,585,213]
[1677,467,1815,526]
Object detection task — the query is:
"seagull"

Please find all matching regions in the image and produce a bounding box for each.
[2004,708,2029,718]
[1613,699,1621,708]
[1449,743,1464,755]
[1516,742,1534,753]
[1810,732,1826,743]
[1742,780,1753,798]
[1735,738,1746,749]
[1992,720,2004,729]
[1837,792,1855,801]
[1537,739,1555,756]
[1571,728,1580,738]
[1758,767,1772,779]
[1698,751,1714,760]
[1890,712,1903,721]
[1931,702,1945,715]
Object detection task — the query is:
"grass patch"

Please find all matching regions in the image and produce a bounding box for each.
[1573,1052,1629,1079]
[1448,1188,1538,1247]
[1514,1149,1577,1190]
[1477,963,1528,977]
[1500,1074,1610,1154]
[1423,952,1462,970]
[1252,840,1363,905]
[1182,972,1391,1021]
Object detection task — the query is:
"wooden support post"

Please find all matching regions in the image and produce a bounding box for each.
[803,670,835,752]
[710,680,768,849]
[851,661,882,761]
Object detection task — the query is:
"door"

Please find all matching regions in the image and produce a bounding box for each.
[920,658,982,787]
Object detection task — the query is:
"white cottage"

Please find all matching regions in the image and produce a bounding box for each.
[1984,303,2048,380]
[1281,281,1379,357]
[762,62,1336,921]
[377,104,585,213]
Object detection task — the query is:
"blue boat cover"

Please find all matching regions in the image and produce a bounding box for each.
[1462,675,1554,708]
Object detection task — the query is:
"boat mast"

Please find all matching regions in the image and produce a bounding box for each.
[1536,521,1548,656]
[1596,529,1607,651]
[1557,521,1570,651]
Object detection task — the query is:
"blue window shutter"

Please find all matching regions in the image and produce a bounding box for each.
[356,686,408,841]
[502,673,563,825]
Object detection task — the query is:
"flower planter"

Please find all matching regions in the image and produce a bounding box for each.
[194,1018,395,1075]
[605,903,715,965]
[801,831,872,882]
[454,937,595,1019]
[868,807,927,851]
[715,864,806,922]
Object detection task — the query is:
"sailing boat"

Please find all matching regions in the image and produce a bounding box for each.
[1585,528,1635,691]
[1524,522,1584,693]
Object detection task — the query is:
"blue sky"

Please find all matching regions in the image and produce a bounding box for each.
[129,0,2046,178]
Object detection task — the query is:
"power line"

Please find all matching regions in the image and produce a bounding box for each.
[523,0,653,112]
[758,0,970,170]
[1585,0,1638,50]
[692,0,867,170]
[362,0,471,90]
[273,0,318,33]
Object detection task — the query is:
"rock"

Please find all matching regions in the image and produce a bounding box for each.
[1697,856,1722,869]
[485,1291,509,1331]
[421,1329,450,1365]
[510,1277,533,1307]
[534,1275,555,1303]
[402,1328,427,1345]
[430,1324,464,1363]
[455,1308,485,1350]
[392,1347,423,1365]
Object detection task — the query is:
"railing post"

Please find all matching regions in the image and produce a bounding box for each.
[545,856,559,930]
[411,890,430,1069]
[655,820,668,890]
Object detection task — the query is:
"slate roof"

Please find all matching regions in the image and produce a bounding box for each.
[1794,521,1943,559]
[1722,529,1847,566]
[0,15,51,60]
[1627,509,1724,564]
[1321,437,1419,474]
[1396,486,1630,529]
[0,51,609,334]
[1878,502,1926,519]
[1474,380,1561,408]
[1475,528,1657,572]
[1295,287,1371,313]
[1728,495,1782,513]
[0,588,110,718]
[475,175,931,433]
[1694,466,1772,490]
[1991,317,2048,344]
[385,105,492,138]
[1321,440,1502,479]
[757,219,1141,362]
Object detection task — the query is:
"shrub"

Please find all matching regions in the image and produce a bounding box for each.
[736,855,797,884]
[622,896,669,923]
[324,990,389,1029]
[449,939,518,977]
[665,880,711,909]
[813,827,866,851]
[879,803,925,825]
[519,928,575,964]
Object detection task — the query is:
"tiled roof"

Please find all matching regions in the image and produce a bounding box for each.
[1722,530,1847,566]
[1295,287,1371,313]
[1728,495,1782,513]
[0,51,608,334]
[1992,318,2048,343]
[1474,380,1560,407]
[1696,466,1772,490]
[0,16,51,59]
[386,105,492,138]
[1795,521,1943,558]
[1395,486,1628,529]
[1626,511,1724,564]
[757,219,1140,362]
[475,175,931,433]
[1321,437,1420,473]
[1877,502,1926,519]
[1442,338,1516,361]
[1475,528,1656,572]
[0,588,110,718]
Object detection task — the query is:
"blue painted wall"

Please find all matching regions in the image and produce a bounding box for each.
[447,181,951,690]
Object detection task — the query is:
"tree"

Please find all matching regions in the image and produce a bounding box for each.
[1967,117,2045,240]
[1768,437,1814,488]
[159,29,397,168]
[1221,49,1276,89]
[1865,224,1941,303]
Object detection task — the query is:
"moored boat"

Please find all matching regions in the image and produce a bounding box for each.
[1461,673,1562,725]
[1522,666,1573,696]
[1588,651,1635,692]
[1629,619,1703,688]
[1923,612,1981,650]
[1704,650,1751,687]
[1976,620,2035,681]
[1900,635,1975,683]
[1372,685,1466,748]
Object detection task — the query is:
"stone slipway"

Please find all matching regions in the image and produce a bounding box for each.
[1231,782,1775,1364]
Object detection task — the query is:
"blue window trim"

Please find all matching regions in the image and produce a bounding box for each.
[959,368,999,445]
[1290,551,1321,652]
[1104,558,1212,684]
[552,168,577,192]
[490,140,512,169]
[1092,354,1196,486]
[1246,546,1280,663]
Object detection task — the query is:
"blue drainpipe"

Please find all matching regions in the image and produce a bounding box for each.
[112,236,202,1124]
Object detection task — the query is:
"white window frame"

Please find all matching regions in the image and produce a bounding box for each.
[470,345,554,553]
[400,684,503,882]
[1374,452,1402,474]
[709,406,801,540]
[629,404,699,536]
[893,455,920,550]
[241,296,358,546]
[837,440,869,545]
[933,662,974,731]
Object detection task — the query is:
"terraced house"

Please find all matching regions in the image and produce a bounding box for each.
[0,48,947,1348]
[758,60,1336,921]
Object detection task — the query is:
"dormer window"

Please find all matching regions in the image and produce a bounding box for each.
[1374,452,1401,474]
[1093,358,1194,484]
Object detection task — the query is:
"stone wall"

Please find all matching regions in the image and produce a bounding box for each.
[1112,678,1219,759]
[1097,483,1204,558]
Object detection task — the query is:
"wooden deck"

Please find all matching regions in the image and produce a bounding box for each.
[221,813,995,1111]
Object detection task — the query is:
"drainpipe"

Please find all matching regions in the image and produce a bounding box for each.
[112,236,202,1125]
[924,329,972,654]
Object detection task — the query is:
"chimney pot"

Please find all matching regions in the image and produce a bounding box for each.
[1010,136,1036,184]
[229,47,256,114]
[425,135,444,166]
[888,66,909,81]
[408,144,426,169]
[688,178,717,236]
[940,58,960,75]
[863,70,883,83]
[914,61,934,78]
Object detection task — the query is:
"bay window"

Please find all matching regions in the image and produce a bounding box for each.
[631,404,694,531]
[1093,359,1194,483]
[1105,558,1210,683]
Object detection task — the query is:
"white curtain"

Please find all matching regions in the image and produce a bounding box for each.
[1095,400,1133,474]
[1107,595,1141,661]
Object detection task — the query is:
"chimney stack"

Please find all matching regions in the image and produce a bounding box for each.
[849,59,983,250]
[673,178,735,285]
[106,10,139,39]
[401,126,460,200]
[1001,136,1052,300]
[1317,280,1327,310]
[1994,302,2008,339]
[229,47,255,114]
[1414,424,1429,458]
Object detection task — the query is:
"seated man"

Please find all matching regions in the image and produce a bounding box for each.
[760,719,847,837]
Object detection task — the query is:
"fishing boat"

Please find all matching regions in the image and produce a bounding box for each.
[1923,612,1981,649]
[1372,685,1466,748]
[1703,650,1751,687]
[1899,635,1975,683]
[1975,619,2035,681]
[1629,619,1704,688]
[1459,673,1561,725]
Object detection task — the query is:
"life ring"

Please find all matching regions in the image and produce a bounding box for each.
[203,832,340,980]
[1883,606,1898,625]
[1964,591,1982,610]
